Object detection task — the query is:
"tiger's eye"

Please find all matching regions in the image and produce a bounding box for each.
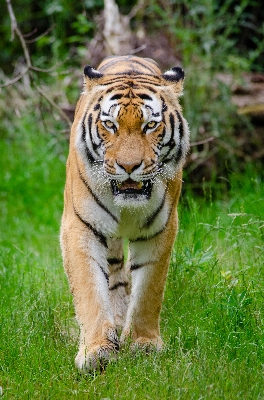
[147,121,156,129]
[105,120,114,128]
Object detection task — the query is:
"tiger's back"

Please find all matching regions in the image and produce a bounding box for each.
[60,55,190,372]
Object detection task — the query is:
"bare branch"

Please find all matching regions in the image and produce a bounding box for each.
[129,44,147,55]
[190,137,214,147]
[0,67,29,88]
[35,86,72,129]
[30,65,59,73]
[4,0,71,129]
[23,28,37,38]
[127,0,145,19]
[6,0,32,68]
[25,24,55,44]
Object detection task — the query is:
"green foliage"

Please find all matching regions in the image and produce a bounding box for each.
[146,0,264,73]
[1,0,263,73]
[0,0,104,72]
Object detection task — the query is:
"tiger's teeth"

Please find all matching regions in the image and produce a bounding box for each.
[137,182,143,189]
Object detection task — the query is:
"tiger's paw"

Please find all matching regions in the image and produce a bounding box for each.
[131,336,164,353]
[75,343,118,373]
[76,327,120,372]
[121,332,163,353]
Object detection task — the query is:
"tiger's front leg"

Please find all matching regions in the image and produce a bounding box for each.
[121,210,178,350]
[60,214,119,372]
[107,238,130,330]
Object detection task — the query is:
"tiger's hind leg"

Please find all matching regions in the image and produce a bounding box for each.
[107,238,130,331]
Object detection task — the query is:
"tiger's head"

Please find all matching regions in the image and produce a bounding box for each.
[74,56,189,206]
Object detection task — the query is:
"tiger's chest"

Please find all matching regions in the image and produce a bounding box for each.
[93,179,172,241]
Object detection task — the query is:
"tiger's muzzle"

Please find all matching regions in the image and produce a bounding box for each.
[111,178,152,199]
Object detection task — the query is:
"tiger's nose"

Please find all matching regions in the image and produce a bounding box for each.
[116,161,142,174]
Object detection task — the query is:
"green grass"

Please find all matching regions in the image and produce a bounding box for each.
[0,113,264,399]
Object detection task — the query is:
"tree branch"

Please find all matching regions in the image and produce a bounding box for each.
[6,0,32,68]
[190,137,214,147]
[0,67,29,88]
[35,86,72,129]
[25,24,55,44]
[3,0,72,129]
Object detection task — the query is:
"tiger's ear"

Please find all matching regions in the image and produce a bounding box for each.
[83,65,104,92]
[162,67,185,93]
[84,65,103,79]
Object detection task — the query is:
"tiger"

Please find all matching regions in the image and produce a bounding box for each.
[60,55,190,372]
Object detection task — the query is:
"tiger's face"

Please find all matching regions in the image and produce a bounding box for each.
[99,89,165,201]
[76,61,189,206]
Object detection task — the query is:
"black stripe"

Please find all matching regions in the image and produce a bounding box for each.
[161,143,183,165]
[169,113,175,143]
[161,146,176,164]
[95,109,101,124]
[127,59,158,74]
[131,198,175,243]
[145,104,154,113]
[78,169,119,223]
[103,71,156,77]
[131,227,165,243]
[143,190,167,229]
[109,281,128,291]
[82,112,88,141]
[110,93,123,100]
[164,111,184,164]
[176,110,184,139]
[102,111,110,116]
[94,103,100,111]
[151,145,160,157]
[102,75,139,84]
[158,126,166,142]
[99,265,109,282]
[102,78,160,89]
[98,57,158,75]
[99,59,121,72]
[107,257,124,265]
[102,79,131,87]
[161,148,174,163]
[137,93,152,100]
[95,126,103,149]
[161,97,167,112]
[105,85,127,93]
[130,263,148,271]
[104,82,157,94]
[162,114,176,147]
[73,205,108,248]
[134,80,161,87]
[160,113,178,162]
[174,144,183,164]
[90,256,109,283]
[137,85,157,93]
[82,113,96,164]
[88,113,100,157]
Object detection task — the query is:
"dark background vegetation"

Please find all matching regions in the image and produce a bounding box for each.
[1,0,264,189]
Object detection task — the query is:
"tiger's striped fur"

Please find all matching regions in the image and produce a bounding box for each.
[60,55,190,372]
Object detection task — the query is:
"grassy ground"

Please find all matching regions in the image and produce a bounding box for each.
[0,114,264,399]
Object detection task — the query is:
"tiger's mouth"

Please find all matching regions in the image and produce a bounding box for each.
[111,178,152,198]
